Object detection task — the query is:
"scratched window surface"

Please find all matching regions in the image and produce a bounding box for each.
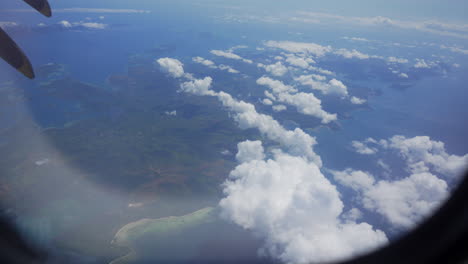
[0,1,467,263]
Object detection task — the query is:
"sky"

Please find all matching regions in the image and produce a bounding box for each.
[2,0,468,22]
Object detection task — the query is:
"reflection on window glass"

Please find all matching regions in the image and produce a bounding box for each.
[0,0,467,263]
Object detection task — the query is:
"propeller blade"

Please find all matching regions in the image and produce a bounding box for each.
[23,0,52,17]
[0,27,35,79]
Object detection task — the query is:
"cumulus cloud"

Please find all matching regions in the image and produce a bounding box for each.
[157,57,185,78]
[193,57,240,73]
[165,110,177,116]
[414,59,436,69]
[235,140,265,163]
[383,135,468,177]
[257,77,337,123]
[350,96,367,105]
[258,61,289,76]
[284,54,315,69]
[398,73,409,78]
[257,77,297,94]
[193,56,216,68]
[331,169,448,228]
[262,98,273,105]
[343,135,467,226]
[180,77,214,96]
[272,104,287,112]
[308,66,335,75]
[332,169,376,190]
[365,172,448,227]
[59,20,72,28]
[80,22,107,29]
[57,20,107,29]
[334,49,371,59]
[264,40,332,57]
[221,145,387,263]
[210,49,253,64]
[218,64,240,73]
[215,91,323,164]
[351,140,378,154]
[387,56,409,64]
[295,75,348,97]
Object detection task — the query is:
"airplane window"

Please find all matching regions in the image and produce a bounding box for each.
[0,1,467,263]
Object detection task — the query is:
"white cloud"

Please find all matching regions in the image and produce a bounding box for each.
[193,56,216,68]
[350,96,367,105]
[364,172,448,227]
[235,140,265,163]
[257,77,297,94]
[388,56,409,64]
[414,59,436,69]
[210,49,253,64]
[332,169,376,191]
[284,54,314,69]
[80,22,107,29]
[295,12,468,39]
[257,77,337,124]
[343,135,467,227]
[343,208,364,222]
[57,20,107,29]
[221,146,387,263]
[164,110,177,116]
[352,134,468,177]
[272,104,287,112]
[218,64,240,73]
[260,61,289,76]
[295,75,348,97]
[351,141,377,154]
[334,49,371,59]
[398,73,409,78]
[221,149,232,156]
[34,158,50,166]
[377,159,391,173]
[331,169,449,228]
[278,92,337,123]
[180,77,214,96]
[216,90,323,164]
[262,98,273,105]
[264,40,332,57]
[157,58,185,78]
[308,66,334,75]
[228,45,248,51]
[59,20,72,28]
[264,90,276,101]
[53,8,151,14]
[440,45,468,55]
[192,57,240,74]
[384,135,468,177]
[342,36,370,42]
